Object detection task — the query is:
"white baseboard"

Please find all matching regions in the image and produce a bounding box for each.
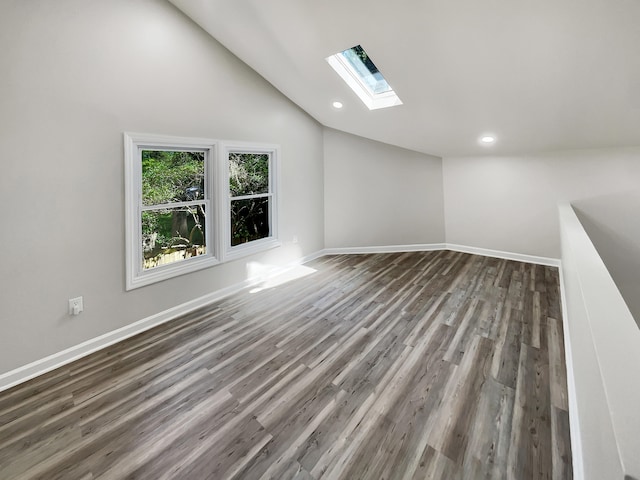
[0,282,252,393]
[290,249,326,265]
[323,243,446,255]
[324,243,561,267]
[0,244,561,393]
[557,266,585,480]
[445,243,561,267]
[0,250,326,394]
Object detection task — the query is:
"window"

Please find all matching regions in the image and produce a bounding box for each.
[223,144,280,259]
[326,44,403,110]
[124,134,280,289]
[124,133,219,290]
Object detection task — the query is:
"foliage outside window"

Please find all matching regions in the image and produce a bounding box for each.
[125,134,218,290]
[125,134,280,290]
[141,150,207,270]
[229,152,270,246]
[224,145,279,259]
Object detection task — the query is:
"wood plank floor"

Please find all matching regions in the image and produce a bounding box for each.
[0,251,573,479]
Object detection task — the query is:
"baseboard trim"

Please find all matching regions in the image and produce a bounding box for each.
[0,283,254,394]
[0,249,326,393]
[324,243,561,267]
[323,243,446,255]
[445,243,561,267]
[0,244,561,393]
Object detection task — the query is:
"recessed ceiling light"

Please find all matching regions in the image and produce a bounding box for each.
[481,135,496,144]
[332,101,343,109]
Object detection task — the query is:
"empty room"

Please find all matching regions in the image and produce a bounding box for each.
[1,0,639,479]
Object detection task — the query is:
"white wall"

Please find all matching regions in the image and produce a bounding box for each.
[443,148,640,259]
[0,0,324,375]
[572,191,640,328]
[323,128,445,248]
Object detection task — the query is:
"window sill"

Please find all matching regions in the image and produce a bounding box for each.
[224,237,282,263]
[126,255,220,291]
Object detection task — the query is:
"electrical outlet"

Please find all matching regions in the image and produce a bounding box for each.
[292,235,299,244]
[69,296,83,315]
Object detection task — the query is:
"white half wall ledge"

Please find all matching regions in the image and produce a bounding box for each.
[559,203,640,480]
[0,243,560,393]
[558,266,585,480]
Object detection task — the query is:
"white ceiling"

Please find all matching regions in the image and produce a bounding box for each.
[170,0,640,157]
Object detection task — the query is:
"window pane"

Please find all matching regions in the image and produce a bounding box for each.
[231,197,269,246]
[142,204,207,270]
[229,152,269,197]
[341,45,392,94]
[142,150,205,206]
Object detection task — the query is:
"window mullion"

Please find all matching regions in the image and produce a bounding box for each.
[229,193,271,202]
[141,200,206,211]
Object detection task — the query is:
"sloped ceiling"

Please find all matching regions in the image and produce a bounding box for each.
[169,0,640,157]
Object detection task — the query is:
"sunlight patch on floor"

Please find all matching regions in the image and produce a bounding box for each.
[248,263,318,293]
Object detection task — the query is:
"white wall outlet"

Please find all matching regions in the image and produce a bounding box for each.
[69,296,83,315]
[292,235,299,244]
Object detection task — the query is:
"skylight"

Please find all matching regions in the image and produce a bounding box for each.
[326,45,402,110]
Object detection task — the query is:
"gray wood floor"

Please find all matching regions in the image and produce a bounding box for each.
[0,251,572,479]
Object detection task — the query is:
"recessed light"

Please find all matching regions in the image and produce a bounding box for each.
[481,135,496,144]
[332,101,343,109]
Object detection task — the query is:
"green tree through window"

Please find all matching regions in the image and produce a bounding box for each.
[229,152,271,246]
[141,150,206,268]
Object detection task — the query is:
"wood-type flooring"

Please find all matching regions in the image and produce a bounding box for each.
[0,251,573,479]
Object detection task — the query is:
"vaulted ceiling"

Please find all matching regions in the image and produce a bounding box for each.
[170,0,640,157]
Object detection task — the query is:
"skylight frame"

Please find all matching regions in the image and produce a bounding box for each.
[326,45,403,111]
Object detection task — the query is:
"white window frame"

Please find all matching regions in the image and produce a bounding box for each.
[222,142,281,261]
[124,133,220,290]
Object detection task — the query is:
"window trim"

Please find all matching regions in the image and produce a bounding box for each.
[124,133,220,290]
[124,134,282,290]
[222,142,281,261]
